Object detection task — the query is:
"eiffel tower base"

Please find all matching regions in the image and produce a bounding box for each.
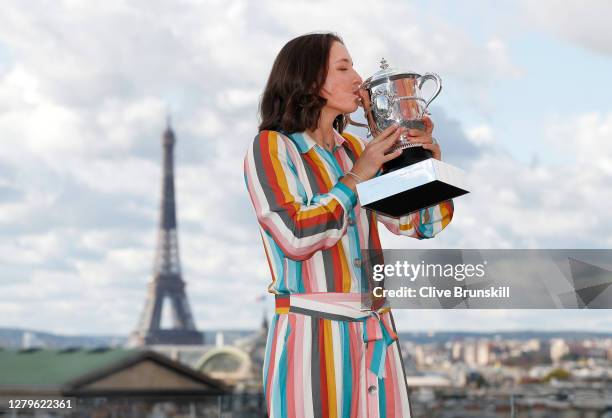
[128,329,204,346]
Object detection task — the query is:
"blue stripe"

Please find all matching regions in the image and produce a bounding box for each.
[262,314,279,401]
[273,320,291,418]
[265,232,288,293]
[286,259,305,293]
[416,207,435,238]
[378,377,386,416]
[341,321,352,418]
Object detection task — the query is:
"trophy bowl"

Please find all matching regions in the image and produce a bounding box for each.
[355,58,442,173]
[347,58,469,217]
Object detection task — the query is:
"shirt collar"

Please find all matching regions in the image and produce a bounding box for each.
[292,130,347,154]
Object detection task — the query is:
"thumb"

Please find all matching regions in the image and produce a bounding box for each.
[422,115,434,135]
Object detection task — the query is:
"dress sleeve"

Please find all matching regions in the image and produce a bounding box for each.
[244,130,357,260]
[376,200,454,239]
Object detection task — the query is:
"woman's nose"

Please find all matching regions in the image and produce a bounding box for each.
[353,72,363,86]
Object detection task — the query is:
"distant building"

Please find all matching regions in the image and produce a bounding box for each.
[0,348,228,417]
[551,338,570,363]
[195,312,268,392]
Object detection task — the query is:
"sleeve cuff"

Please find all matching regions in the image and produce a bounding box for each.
[330,181,358,212]
[412,207,433,239]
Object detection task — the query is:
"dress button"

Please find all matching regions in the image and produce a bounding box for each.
[354,258,362,268]
[368,385,377,394]
[348,217,356,226]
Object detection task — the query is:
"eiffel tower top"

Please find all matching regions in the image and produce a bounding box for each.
[163,114,175,146]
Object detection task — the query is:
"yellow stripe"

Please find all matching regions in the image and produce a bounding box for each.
[323,319,338,418]
[340,132,364,156]
[399,221,415,232]
[308,150,334,189]
[295,199,340,221]
[337,241,351,293]
[267,132,295,206]
[440,201,453,228]
[268,132,341,222]
[275,307,290,314]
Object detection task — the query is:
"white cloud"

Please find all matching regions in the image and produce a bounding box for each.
[522,0,612,56]
[466,124,494,145]
[382,111,612,250]
[0,0,608,336]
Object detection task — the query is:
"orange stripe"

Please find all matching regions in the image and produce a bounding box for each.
[308,150,334,189]
[268,132,342,226]
[323,319,338,418]
[266,132,297,208]
[295,199,341,221]
[336,241,351,293]
[340,132,364,157]
[399,219,415,232]
[440,200,453,228]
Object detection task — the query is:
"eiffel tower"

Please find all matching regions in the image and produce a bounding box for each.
[129,118,204,346]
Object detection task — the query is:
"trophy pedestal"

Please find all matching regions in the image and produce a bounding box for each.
[355,158,469,218]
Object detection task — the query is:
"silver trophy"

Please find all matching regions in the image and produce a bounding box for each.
[347,58,469,217]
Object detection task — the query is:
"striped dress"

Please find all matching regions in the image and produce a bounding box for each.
[244,129,454,417]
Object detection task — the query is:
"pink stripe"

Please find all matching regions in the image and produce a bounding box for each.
[298,292,362,303]
[303,259,314,293]
[293,314,306,418]
[387,342,402,416]
[287,314,297,416]
[348,323,364,418]
[365,316,383,341]
[265,315,282,413]
[366,369,379,418]
[384,350,396,417]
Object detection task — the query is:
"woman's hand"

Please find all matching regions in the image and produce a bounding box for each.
[350,124,403,181]
[406,115,441,160]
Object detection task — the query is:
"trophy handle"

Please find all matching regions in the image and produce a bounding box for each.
[346,87,377,138]
[418,72,442,109]
[345,113,369,130]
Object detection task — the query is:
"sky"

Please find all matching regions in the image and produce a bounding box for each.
[0,0,611,336]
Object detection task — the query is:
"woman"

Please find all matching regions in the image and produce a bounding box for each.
[244,33,454,418]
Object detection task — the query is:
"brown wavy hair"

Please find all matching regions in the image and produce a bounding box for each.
[258,32,347,134]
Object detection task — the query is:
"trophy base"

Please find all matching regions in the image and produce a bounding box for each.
[383,145,433,174]
[356,158,469,218]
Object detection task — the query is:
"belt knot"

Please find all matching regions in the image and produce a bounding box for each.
[359,310,398,378]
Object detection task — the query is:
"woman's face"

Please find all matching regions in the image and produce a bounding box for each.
[320,41,363,116]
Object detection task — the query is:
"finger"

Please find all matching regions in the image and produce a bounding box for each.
[422,115,434,135]
[373,128,403,151]
[407,128,425,137]
[421,143,441,159]
[408,135,433,144]
[382,148,403,162]
[377,129,403,150]
[358,88,370,108]
[370,124,400,144]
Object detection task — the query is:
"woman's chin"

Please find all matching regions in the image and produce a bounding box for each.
[344,103,360,114]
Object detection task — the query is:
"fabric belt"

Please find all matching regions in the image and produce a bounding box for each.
[274,292,398,379]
